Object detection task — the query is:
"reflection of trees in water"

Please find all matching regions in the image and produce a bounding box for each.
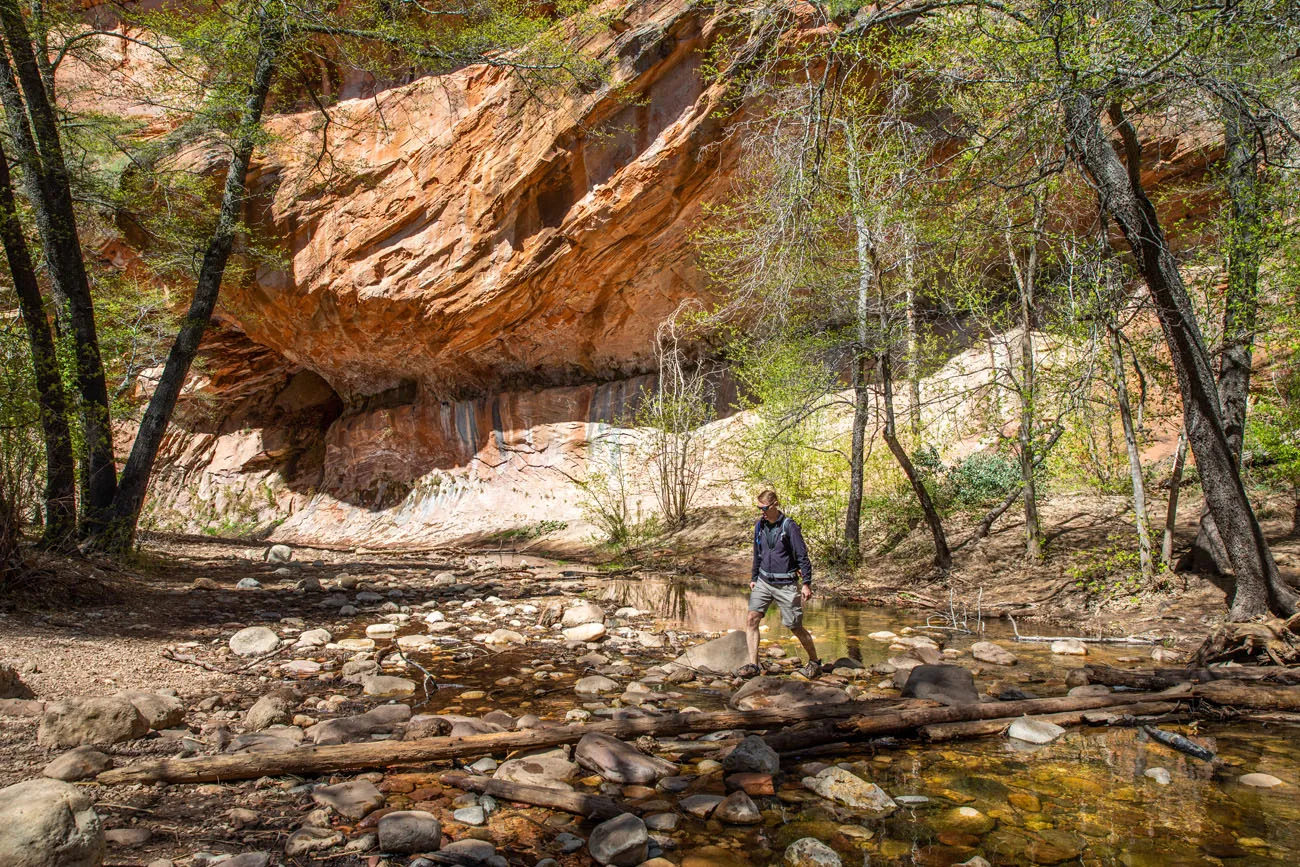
[607,576,693,622]
[846,608,864,663]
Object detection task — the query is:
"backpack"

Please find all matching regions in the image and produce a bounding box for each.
[753,515,792,558]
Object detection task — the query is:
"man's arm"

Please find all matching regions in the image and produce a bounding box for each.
[751,521,760,585]
[788,520,813,584]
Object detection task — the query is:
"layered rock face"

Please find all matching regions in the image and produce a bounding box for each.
[144,0,757,542]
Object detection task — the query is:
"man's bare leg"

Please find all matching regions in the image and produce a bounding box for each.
[791,625,818,664]
[746,610,764,665]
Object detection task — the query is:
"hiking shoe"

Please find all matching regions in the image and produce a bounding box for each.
[797,659,822,680]
[735,663,762,679]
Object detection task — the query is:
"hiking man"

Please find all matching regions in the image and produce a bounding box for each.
[737,490,822,680]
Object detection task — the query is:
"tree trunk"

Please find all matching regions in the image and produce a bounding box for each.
[844,353,870,564]
[99,691,1174,785]
[1180,104,1263,577]
[880,351,951,570]
[1109,323,1153,580]
[0,142,75,549]
[903,225,923,443]
[0,8,117,531]
[1006,203,1044,561]
[441,773,625,819]
[1162,429,1188,569]
[93,17,285,554]
[1064,94,1294,618]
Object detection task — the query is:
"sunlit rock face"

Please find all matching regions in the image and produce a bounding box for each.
[230,0,744,403]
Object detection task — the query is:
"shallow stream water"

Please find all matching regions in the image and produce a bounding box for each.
[373,571,1300,866]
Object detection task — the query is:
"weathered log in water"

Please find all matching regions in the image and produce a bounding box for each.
[1085,663,1300,691]
[439,772,626,818]
[99,682,1300,785]
[919,701,1180,741]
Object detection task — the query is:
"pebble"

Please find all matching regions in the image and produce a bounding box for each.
[1049,639,1088,655]
[784,838,842,867]
[1239,773,1284,788]
[1144,767,1171,785]
[453,805,487,825]
[1008,717,1066,744]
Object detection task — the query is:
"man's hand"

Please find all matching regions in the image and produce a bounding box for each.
[750,579,757,590]
[801,584,812,602]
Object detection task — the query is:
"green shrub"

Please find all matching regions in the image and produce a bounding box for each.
[943,451,1021,508]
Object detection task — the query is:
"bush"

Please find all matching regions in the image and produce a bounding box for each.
[942,451,1021,508]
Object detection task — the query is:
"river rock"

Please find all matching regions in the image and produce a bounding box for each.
[713,790,762,824]
[337,638,376,651]
[378,811,441,852]
[1144,767,1171,785]
[245,694,294,730]
[563,622,608,642]
[229,627,280,656]
[494,749,578,789]
[297,628,332,647]
[38,696,149,748]
[562,601,606,627]
[266,544,293,564]
[1050,639,1088,655]
[901,665,979,706]
[722,735,781,774]
[1239,773,1284,788]
[575,675,621,695]
[361,675,416,696]
[0,778,104,867]
[1067,684,1111,697]
[453,805,486,825]
[575,733,678,784]
[284,826,342,857]
[675,630,750,674]
[729,677,851,711]
[312,780,385,819]
[970,641,1017,666]
[636,631,666,648]
[940,806,996,835]
[217,855,271,867]
[679,794,723,818]
[588,813,648,866]
[105,827,152,846]
[784,838,843,867]
[43,746,113,782]
[802,767,897,814]
[1008,717,1066,744]
[310,704,411,745]
[485,629,526,645]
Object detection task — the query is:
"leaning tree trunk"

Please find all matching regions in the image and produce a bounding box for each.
[1108,322,1154,580]
[1006,203,1044,561]
[1162,429,1188,568]
[0,9,117,531]
[1065,95,1295,618]
[1179,103,1263,577]
[0,141,76,549]
[94,17,286,554]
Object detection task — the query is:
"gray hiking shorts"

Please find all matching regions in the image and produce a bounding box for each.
[749,579,803,628]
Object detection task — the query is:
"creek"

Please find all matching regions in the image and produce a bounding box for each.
[366,569,1300,865]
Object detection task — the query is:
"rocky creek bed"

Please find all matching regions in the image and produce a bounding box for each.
[1,537,1298,867]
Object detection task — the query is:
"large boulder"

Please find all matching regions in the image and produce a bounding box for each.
[229,627,280,657]
[561,601,606,628]
[588,813,648,866]
[43,747,113,782]
[245,694,294,731]
[38,696,149,748]
[729,677,851,712]
[116,690,185,730]
[675,630,750,675]
[575,733,678,784]
[901,665,980,706]
[494,748,578,790]
[0,778,105,867]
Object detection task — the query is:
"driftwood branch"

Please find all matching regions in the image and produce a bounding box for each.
[440,772,626,819]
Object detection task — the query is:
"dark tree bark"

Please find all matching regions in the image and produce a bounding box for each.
[1161,429,1188,568]
[0,4,117,531]
[93,16,286,553]
[1064,94,1295,618]
[879,350,951,570]
[844,353,870,564]
[0,143,75,549]
[1179,103,1262,576]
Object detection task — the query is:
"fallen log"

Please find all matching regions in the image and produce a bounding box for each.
[100,682,1299,786]
[439,772,625,819]
[97,699,900,784]
[919,701,1179,741]
[1085,663,1300,691]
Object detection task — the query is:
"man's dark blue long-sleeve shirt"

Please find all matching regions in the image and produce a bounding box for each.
[752,514,813,585]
